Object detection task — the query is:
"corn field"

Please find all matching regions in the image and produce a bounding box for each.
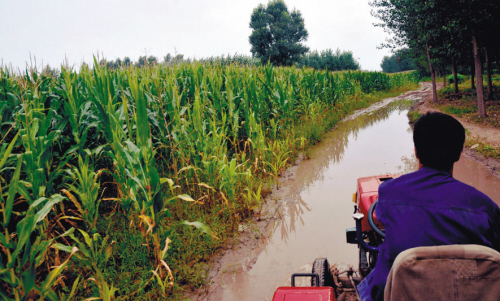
[0,60,418,300]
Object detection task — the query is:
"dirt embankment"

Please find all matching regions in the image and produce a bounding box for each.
[411,82,500,179]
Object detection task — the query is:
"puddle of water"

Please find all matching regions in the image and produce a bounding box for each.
[221,99,500,301]
[454,156,500,206]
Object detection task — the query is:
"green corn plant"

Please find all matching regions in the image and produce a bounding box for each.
[65,230,117,301]
[264,140,291,190]
[58,68,91,147]
[0,150,77,301]
[244,183,263,218]
[55,276,80,301]
[63,155,102,231]
[17,104,65,203]
[0,60,420,298]
[219,157,244,205]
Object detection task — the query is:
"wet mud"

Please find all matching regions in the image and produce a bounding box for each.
[193,83,500,301]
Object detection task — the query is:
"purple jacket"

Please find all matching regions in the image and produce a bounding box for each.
[357,166,500,301]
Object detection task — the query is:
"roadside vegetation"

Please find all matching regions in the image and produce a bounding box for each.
[438,75,500,126]
[0,60,418,300]
[380,49,415,74]
[408,74,500,161]
[375,0,500,161]
[436,75,500,160]
[372,0,500,118]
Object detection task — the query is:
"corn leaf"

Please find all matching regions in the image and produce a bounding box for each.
[182,221,219,240]
[0,131,19,170]
[40,247,78,297]
[33,194,65,224]
[4,156,22,227]
[177,194,195,202]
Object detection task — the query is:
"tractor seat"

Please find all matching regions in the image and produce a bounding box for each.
[384,244,500,301]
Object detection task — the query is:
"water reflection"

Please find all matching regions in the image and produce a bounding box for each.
[300,99,419,188]
[455,155,500,205]
[396,154,419,174]
[221,91,500,301]
[272,99,420,245]
[277,196,311,243]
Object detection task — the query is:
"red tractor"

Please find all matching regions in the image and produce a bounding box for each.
[271,174,500,301]
[271,175,398,301]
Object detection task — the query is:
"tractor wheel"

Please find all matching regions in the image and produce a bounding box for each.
[311,258,334,287]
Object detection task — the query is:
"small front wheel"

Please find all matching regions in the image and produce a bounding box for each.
[311,258,334,287]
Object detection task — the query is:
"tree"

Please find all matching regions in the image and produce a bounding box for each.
[380,49,414,73]
[299,49,360,71]
[115,57,122,68]
[249,0,309,66]
[137,56,147,67]
[371,0,500,118]
[173,54,184,62]
[147,55,158,65]
[41,64,59,78]
[371,0,447,102]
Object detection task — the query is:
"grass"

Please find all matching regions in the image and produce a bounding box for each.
[420,76,446,83]
[441,105,477,116]
[465,134,500,160]
[436,74,500,128]
[407,110,422,123]
[411,73,500,162]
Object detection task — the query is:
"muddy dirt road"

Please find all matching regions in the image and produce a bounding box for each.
[197,83,500,301]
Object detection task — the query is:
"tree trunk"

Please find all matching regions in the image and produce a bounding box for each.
[443,66,447,87]
[485,47,493,100]
[472,33,486,118]
[471,57,475,90]
[426,43,438,103]
[452,58,459,93]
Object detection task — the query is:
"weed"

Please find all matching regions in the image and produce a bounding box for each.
[465,135,500,160]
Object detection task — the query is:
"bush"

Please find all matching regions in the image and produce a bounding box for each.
[447,73,465,84]
[298,49,360,72]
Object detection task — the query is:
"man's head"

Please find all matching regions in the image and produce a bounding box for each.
[413,112,465,171]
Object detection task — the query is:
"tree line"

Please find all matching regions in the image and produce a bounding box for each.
[371,0,500,118]
[248,0,360,71]
[42,0,363,78]
[380,49,414,73]
[40,48,360,79]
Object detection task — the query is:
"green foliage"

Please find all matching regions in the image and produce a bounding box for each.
[371,0,500,114]
[407,110,422,123]
[299,49,360,71]
[64,155,101,231]
[447,73,465,84]
[196,54,261,67]
[465,136,500,160]
[0,60,418,299]
[380,49,414,73]
[249,0,309,66]
[441,105,476,116]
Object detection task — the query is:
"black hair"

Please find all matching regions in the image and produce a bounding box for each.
[413,112,465,171]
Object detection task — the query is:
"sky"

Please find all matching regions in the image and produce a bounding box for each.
[0,0,394,71]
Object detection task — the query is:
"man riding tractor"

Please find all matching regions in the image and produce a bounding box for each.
[357,112,500,300]
[272,112,500,301]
